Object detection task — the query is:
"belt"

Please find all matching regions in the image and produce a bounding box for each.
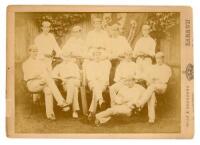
[136,55,153,59]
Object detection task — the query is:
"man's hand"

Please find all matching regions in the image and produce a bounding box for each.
[39,79,46,85]
[114,96,123,105]
[34,74,42,79]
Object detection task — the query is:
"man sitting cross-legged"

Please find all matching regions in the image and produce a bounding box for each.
[22,44,67,120]
[85,46,111,121]
[52,52,81,118]
[95,76,145,126]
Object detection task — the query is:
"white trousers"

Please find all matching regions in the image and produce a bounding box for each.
[96,104,132,124]
[138,83,167,121]
[63,79,80,112]
[88,82,107,113]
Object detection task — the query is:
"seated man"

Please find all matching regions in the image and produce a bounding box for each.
[110,51,136,106]
[95,76,145,126]
[114,51,136,83]
[52,52,81,118]
[85,46,111,120]
[22,45,67,120]
[136,52,172,123]
[62,25,87,59]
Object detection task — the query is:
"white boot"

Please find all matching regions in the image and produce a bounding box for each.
[72,111,78,118]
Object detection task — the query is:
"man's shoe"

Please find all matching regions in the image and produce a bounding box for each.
[148,119,155,124]
[94,118,101,127]
[72,112,79,118]
[47,114,56,121]
[100,101,107,111]
[62,106,70,112]
[88,112,95,122]
[58,100,68,108]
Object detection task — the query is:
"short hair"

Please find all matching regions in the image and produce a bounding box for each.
[72,25,82,32]
[62,52,76,59]
[155,52,164,58]
[111,23,120,31]
[41,21,51,27]
[142,24,150,30]
[28,44,38,52]
[123,75,136,81]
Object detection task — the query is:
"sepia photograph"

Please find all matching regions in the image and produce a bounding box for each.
[6,5,193,138]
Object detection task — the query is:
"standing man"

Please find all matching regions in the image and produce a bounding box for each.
[86,17,110,56]
[95,76,145,126]
[108,24,132,59]
[85,47,111,120]
[62,25,88,115]
[62,25,87,59]
[107,24,132,84]
[52,53,81,118]
[22,45,67,120]
[34,20,61,70]
[134,24,156,77]
[136,52,172,123]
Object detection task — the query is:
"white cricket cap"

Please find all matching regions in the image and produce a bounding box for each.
[28,44,38,52]
[42,21,51,27]
[142,24,150,30]
[72,25,82,32]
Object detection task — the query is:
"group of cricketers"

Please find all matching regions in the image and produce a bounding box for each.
[22,17,172,126]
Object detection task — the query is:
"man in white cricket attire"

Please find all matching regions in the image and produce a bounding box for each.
[134,24,156,77]
[85,47,111,120]
[83,18,110,87]
[62,26,87,59]
[22,45,67,120]
[136,52,172,123]
[34,21,61,71]
[86,17,110,56]
[107,24,133,84]
[52,53,81,118]
[107,24,132,59]
[110,51,136,106]
[95,76,145,126]
[114,51,136,83]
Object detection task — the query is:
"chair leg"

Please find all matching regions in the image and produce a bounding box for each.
[26,94,35,119]
[27,93,42,119]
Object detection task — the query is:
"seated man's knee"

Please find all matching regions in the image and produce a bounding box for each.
[27,81,44,93]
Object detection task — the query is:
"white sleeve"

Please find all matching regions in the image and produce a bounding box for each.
[103,61,111,83]
[123,37,132,52]
[51,65,60,79]
[163,66,172,83]
[62,38,72,54]
[114,64,122,83]
[22,62,29,81]
[85,32,92,49]
[51,34,61,57]
[149,39,156,56]
[134,39,141,55]
[85,62,95,82]
[34,36,39,47]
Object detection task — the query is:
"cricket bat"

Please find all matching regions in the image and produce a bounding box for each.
[80,68,88,115]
